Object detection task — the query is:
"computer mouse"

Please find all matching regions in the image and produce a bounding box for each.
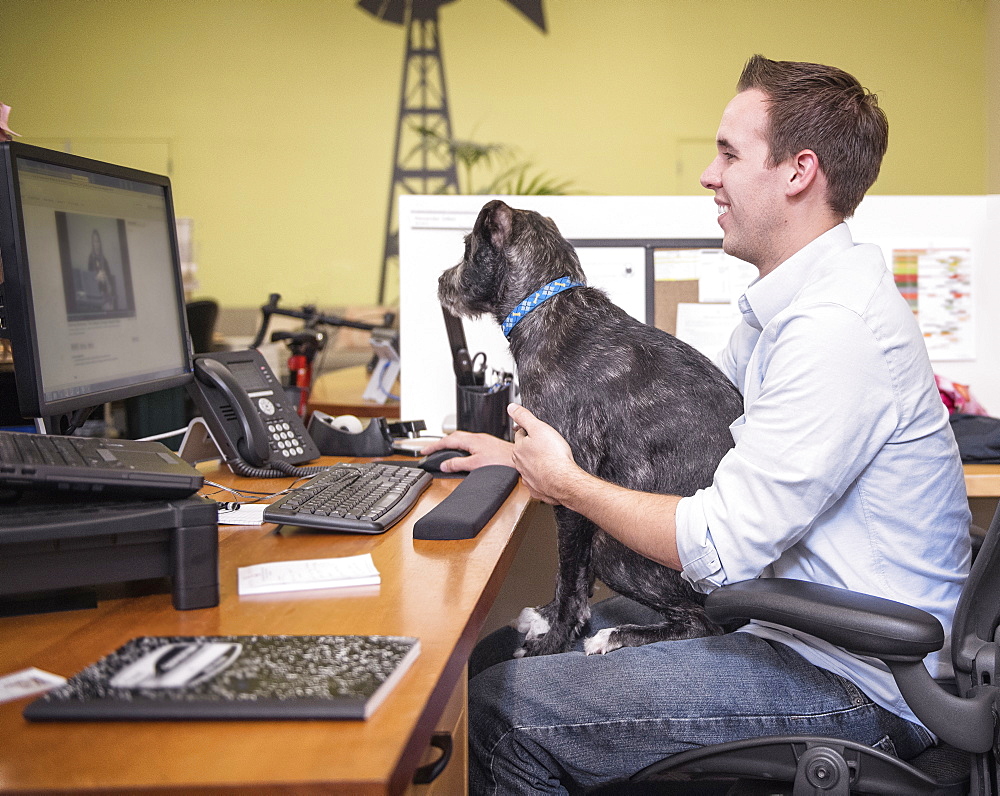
[418,448,471,473]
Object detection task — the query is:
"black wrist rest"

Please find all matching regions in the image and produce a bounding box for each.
[413,465,520,540]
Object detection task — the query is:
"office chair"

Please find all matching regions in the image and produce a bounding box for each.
[185,299,219,355]
[612,502,1000,796]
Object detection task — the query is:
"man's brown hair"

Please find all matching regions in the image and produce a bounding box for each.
[737,55,889,218]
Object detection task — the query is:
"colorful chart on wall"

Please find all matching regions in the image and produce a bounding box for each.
[892,244,974,361]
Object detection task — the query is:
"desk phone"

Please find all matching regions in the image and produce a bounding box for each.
[188,349,321,476]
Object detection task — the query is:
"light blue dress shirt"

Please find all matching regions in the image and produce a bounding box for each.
[674,223,972,729]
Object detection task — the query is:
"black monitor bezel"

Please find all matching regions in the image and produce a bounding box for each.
[567,238,725,325]
[0,141,194,422]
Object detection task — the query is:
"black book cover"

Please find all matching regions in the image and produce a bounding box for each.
[24,634,420,721]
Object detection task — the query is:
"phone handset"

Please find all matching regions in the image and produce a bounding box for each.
[187,350,325,479]
[193,357,271,467]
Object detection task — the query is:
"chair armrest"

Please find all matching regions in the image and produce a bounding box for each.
[707,579,1000,752]
[705,579,943,662]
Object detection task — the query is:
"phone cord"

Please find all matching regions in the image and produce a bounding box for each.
[226,458,328,479]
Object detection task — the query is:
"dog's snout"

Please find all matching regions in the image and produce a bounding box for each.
[437,263,465,314]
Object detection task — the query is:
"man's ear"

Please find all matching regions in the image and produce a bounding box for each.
[786,149,821,198]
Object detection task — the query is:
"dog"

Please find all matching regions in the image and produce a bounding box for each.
[438,200,745,656]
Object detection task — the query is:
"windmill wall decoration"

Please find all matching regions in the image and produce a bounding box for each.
[358,0,547,304]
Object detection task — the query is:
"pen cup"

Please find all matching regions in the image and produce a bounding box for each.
[456,382,512,441]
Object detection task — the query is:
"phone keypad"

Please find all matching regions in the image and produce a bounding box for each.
[268,421,305,458]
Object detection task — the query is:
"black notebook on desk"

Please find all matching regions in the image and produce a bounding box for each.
[24,635,420,721]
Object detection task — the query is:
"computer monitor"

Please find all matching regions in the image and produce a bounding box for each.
[0,142,193,433]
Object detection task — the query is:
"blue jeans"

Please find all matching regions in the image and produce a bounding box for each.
[468,596,933,794]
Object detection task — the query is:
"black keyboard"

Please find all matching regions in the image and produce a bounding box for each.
[262,462,432,534]
[3,432,96,467]
[0,430,204,499]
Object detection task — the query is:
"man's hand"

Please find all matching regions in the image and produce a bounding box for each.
[419,431,514,473]
[507,404,684,569]
[508,404,587,505]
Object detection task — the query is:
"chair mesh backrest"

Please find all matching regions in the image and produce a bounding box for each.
[950,501,1000,693]
[185,300,219,355]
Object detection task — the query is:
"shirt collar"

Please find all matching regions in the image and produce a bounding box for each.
[739,223,855,331]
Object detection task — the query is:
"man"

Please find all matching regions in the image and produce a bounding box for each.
[424,55,971,793]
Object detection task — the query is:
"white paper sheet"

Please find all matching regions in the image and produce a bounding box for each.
[675,302,742,361]
[0,667,66,704]
[238,553,381,596]
[218,503,270,526]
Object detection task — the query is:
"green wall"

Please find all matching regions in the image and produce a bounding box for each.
[0,0,989,309]
[990,0,999,192]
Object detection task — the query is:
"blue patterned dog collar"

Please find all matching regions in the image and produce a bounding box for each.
[501,277,585,338]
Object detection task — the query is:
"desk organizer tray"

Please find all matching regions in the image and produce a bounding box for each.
[24,635,420,721]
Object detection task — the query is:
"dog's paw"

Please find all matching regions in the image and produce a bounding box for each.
[515,606,551,640]
[583,628,623,655]
[515,633,570,658]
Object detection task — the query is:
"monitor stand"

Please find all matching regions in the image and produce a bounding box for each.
[0,493,219,616]
[36,405,99,436]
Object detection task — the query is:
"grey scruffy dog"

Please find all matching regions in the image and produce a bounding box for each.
[438,200,744,656]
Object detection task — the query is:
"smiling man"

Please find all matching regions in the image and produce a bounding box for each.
[425,55,972,794]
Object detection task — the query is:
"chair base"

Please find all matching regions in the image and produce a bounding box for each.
[620,735,969,796]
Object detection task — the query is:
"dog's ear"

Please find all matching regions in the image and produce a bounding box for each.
[476,200,514,251]
[452,200,513,314]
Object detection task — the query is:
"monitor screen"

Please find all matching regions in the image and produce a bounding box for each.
[0,142,192,426]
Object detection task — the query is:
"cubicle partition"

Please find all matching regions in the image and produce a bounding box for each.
[399,194,998,433]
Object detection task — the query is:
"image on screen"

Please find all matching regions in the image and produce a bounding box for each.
[57,212,137,320]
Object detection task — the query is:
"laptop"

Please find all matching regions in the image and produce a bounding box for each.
[0,430,204,499]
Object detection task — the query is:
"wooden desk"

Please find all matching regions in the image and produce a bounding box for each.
[0,460,533,794]
[964,464,1000,498]
[308,365,401,419]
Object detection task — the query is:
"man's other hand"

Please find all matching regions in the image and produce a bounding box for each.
[419,431,515,473]
[508,404,585,505]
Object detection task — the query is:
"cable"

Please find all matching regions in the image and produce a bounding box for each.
[270,458,329,477]
[201,476,315,504]
[138,427,188,442]
[224,456,329,480]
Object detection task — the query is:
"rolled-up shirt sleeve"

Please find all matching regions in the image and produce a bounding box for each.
[675,493,726,591]
[675,303,899,592]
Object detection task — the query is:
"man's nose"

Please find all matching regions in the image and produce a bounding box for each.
[700,157,721,190]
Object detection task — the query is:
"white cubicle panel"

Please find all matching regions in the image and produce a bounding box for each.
[398,194,998,434]
[849,195,997,412]
[398,194,720,434]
